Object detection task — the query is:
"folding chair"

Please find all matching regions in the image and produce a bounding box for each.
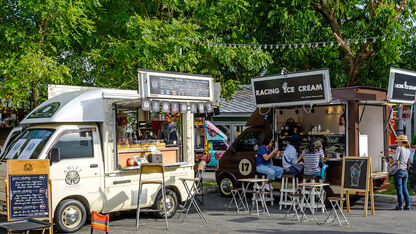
[178,161,207,223]
[91,211,109,234]
[226,187,248,213]
[326,197,350,227]
[136,163,169,230]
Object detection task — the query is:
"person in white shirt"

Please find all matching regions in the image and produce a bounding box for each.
[282,138,302,175]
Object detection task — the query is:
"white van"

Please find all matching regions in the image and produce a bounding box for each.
[0,85,199,232]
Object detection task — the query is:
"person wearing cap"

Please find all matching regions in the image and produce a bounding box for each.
[117,112,128,143]
[302,137,327,181]
[392,134,411,210]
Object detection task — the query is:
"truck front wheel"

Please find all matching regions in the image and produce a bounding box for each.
[55,199,87,233]
[152,188,178,218]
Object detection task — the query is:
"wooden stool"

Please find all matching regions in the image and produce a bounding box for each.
[279,174,298,210]
[326,197,349,227]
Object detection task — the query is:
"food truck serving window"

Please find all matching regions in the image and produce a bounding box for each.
[2,129,55,160]
[116,106,183,169]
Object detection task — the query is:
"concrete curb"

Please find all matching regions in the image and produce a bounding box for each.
[374,194,416,204]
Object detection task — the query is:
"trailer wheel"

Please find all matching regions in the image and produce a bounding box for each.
[55,199,87,233]
[218,174,235,197]
[153,188,178,218]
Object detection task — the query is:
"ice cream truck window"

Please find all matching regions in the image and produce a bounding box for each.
[2,129,54,160]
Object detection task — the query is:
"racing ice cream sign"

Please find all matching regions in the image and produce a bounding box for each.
[388,67,416,103]
[252,69,331,107]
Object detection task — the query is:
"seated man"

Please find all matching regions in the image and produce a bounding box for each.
[256,136,283,190]
[282,137,302,176]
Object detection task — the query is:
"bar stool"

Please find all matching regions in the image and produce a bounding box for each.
[326,197,349,227]
[136,163,168,230]
[279,174,298,210]
[226,187,248,213]
[301,175,324,213]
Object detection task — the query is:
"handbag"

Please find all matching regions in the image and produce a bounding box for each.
[283,154,303,172]
[388,147,402,176]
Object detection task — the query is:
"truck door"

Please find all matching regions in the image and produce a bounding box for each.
[49,128,104,211]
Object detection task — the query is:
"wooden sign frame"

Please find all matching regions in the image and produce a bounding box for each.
[6,159,53,233]
[341,156,375,217]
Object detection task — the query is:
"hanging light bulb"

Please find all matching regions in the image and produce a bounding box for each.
[301,43,305,48]
[282,44,286,49]
[315,43,319,48]
[392,34,396,40]
[276,44,280,49]
[338,41,342,46]
[294,44,298,49]
[330,42,334,47]
[270,44,273,49]
[322,42,326,47]
[363,38,367,43]
[402,34,406,39]
[307,43,311,48]
[355,39,358,44]
[288,44,292,49]
[382,36,386,41]
[372,37,376,43]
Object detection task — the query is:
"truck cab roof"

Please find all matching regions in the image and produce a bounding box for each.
[21,88,140,124]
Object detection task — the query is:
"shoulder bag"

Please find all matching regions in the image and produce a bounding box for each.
[388,147,402,176]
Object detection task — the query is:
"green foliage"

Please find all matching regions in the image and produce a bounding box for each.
[1,0,416,111]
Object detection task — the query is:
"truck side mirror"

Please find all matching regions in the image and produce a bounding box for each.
[50,148,61,164]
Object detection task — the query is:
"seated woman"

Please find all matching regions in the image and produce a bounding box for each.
[302,138,327,181]
[282,137,302,176]
[256,136,283,190]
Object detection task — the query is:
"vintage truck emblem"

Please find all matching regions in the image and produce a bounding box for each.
[23,163,33,171]
[65,170,80,185]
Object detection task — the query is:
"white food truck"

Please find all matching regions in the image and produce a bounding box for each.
[0,70,214,232]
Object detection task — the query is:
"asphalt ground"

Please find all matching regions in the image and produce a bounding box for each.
[59,192,413,234]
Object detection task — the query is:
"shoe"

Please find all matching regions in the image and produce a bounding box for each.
[269,183,274,191]
[395,206,403,210]
[404,206,410,210]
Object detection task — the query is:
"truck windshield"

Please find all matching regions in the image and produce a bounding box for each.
[1,129,54,160]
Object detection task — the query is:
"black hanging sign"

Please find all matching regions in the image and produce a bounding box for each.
[387,67,416,103]
[251,69,331,107]
[138,70,213,101]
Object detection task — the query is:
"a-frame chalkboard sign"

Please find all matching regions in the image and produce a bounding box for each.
[6,159,53,233]
[341,156,375,217]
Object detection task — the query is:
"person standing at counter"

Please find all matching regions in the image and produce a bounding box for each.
[392,135,411,210]
[256,136,283,190]
[117,112,128,143]
[303,138,327,181]
[338,114,346,134]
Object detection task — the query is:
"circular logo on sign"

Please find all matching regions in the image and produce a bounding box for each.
[239,159,252,176]
[23,163,33,171]
[151,80,158,89]
[65,170,80,185]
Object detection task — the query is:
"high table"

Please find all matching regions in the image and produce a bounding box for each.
[237,178,270,217]
[297,182,331,224]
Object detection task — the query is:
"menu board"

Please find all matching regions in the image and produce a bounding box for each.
[342,157,369,191]
[6,159,51,223]
[138,70,213,101]
[9,174,49,219]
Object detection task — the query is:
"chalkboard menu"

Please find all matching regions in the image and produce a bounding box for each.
[387,67,416,103]
[342,157,369,191]
[9,174,49,219]
[6,159,51,223]
[251,69,332,107]
[277,134,346,157]
[138,70,213,101]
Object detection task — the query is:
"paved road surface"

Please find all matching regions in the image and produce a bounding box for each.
[66,192,413,234]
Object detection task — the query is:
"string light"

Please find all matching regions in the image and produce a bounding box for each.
[191,33,411,51]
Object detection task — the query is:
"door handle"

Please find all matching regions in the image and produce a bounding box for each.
[90,164,98,168]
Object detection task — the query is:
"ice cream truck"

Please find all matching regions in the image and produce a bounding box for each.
[0,70,214,232]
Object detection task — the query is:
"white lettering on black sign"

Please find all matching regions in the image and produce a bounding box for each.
[253,72,329,105]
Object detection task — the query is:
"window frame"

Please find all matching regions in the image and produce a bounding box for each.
[48,128,95,161]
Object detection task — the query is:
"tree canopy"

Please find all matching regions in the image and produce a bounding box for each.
[1,0,415,110]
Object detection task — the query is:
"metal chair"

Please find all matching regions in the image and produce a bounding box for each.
[326,197,349,227]
[178,161,207,223]
[284,192,307,222]
[226,187,248,213]
[136,163,169,230]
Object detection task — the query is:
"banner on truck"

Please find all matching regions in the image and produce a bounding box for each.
[387,67,416,104]
[251,69,332,107]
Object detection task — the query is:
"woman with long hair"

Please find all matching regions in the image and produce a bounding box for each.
[303,137,326,180]
[392,135,411,210]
